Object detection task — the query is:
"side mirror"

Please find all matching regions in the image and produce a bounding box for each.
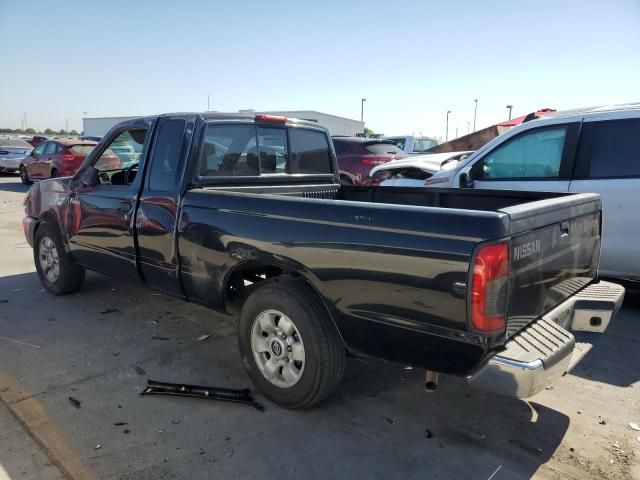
[80,166,99,187]
[459,170,474,188]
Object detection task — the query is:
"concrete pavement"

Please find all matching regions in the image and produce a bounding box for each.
[0,175,638,480]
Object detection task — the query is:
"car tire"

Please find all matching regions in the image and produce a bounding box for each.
[238,279,345,409]
[34,223,85,295]
[20,166,31,185]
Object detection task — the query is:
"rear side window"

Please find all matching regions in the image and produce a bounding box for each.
[289,128,332,174]
[149,119,186,191]
[332,140,348,155]
[70,145,95,156]
[365,142,404,156]
[44,142,58,155]
[577,119,640,178]
[199,125,258,176]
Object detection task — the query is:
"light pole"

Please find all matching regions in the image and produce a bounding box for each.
[506,104,513,120]
[473,99,478,132]
[445,110,451,141]
[361,98,366,123]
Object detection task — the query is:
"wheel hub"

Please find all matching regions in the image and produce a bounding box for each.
[38,236,60,284]
[251,310,305,388]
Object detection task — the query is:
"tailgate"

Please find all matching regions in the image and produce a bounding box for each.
[502,194,601,336]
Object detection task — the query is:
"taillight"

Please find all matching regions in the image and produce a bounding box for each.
[61,154,75,162]
[362,156,386,165]
[470,241,509,333]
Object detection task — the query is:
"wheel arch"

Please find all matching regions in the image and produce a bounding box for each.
[222,259,346,348]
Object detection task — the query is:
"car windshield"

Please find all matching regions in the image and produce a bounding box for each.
[413,138,438,152]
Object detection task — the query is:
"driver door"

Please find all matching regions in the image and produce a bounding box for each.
[67,120,152,281]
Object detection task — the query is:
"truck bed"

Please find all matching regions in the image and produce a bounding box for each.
[179,184,601,374]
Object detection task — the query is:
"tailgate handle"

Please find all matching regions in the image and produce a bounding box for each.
[560,221,570,238]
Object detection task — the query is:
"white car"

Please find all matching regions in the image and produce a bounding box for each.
[383,135,439,154]
[372,151,472,186]
[419,103,640,283]
[0,139,33,174]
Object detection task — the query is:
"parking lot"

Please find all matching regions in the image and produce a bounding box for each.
[0,175,638,479]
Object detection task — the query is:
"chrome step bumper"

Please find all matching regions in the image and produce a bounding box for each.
[468,281,624,398]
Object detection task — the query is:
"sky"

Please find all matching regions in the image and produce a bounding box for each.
[1,0,640,138]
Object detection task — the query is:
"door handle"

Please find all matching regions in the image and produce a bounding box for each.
[560,221,570,237]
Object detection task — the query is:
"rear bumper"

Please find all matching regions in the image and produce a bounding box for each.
[0,158,21,171]
[468,281,625,398]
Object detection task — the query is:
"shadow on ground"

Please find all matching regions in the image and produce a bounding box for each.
[0,176,29,193]
[0,270,577,479]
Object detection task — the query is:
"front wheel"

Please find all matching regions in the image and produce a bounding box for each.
[34,223,85,295]
[238,280,345,409]
[20,165,31,184]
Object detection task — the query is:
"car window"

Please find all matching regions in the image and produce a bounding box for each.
[33,143,46,156]
[44,142,58,155]
[476,127,567,179]
[258,127,288,174]
[386,137,406,150]
[92,128,148,185]
[69,145,96,156]
[414,137,438,152]
[578,119,640,178]
[148,119,186,190]
[199,124,259,177]
[365,142,405,155]
[332,140,348,155]
[289,128,332,174]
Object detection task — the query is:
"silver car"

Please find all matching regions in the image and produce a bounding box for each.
[0,139,33,174]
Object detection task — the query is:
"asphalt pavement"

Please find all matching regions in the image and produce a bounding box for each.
[0,175,638,480]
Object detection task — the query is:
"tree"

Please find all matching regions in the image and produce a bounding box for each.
[70,129,79,136]
[364,127,375,137]
[25,128,36,134]
[44,128,55,135]
[59,129,68,136]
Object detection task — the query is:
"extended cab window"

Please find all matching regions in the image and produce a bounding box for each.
[148,119,186,190]
[198,124,333,178]
[576,119,640,178]
[475,127,567,179]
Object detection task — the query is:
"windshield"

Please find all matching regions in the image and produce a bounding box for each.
[413,137,438,152]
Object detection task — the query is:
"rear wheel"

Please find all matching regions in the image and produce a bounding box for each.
[238,279,345,409]
[34,223,85,295]
[20,166,31,184]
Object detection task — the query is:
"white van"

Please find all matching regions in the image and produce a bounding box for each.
[409,104,640,282]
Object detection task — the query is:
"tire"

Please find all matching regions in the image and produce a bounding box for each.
[34,223,85,295]
[238,279,345,409]
[20,165,31,185]
[50,169,58,179]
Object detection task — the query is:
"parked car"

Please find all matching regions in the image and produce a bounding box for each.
[421,103,640,283]
[332,136,406,185]
[22,112,624,409]
[20,139,120,184]
[79,135,102,142]
[26,135,49,148]
[371,151,472,185]
[384,135,439,154]
[0,139,33,174]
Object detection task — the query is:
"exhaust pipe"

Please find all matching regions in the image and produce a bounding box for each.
[425,370,439,392]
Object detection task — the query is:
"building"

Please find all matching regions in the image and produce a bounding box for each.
[83,111,364,138]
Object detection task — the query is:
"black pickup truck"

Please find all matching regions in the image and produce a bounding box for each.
[23,113,624,408]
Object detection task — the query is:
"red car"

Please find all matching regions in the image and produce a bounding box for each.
[332,137,406,185]
[20,139,120,184]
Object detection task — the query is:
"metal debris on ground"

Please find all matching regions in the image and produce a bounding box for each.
[95,444,101,450]
[151,335,170,341]
[599,420,607,425]
[197,334,211,341]
[628,422,640,431]
[424,428,432,438]
[0,335,41,349]
[68,396,81,409]
[134,366,146,376]
[140,379,264,411]
[486,465,502,480]
[101,308,121,315]
[383,416,396,424]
